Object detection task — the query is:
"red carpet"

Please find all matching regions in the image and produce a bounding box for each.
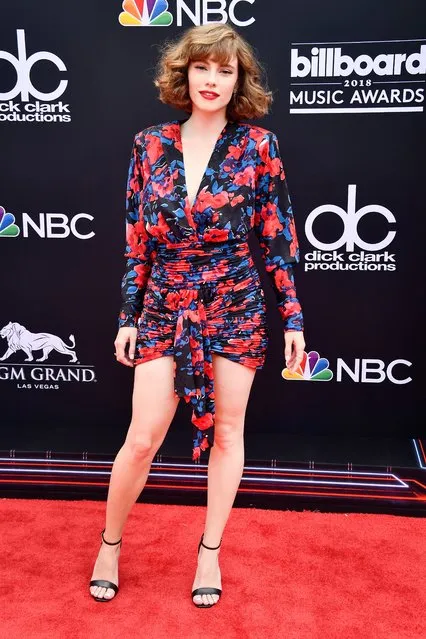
[0,498,425,638]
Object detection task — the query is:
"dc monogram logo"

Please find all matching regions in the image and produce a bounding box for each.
[0,29,67,102]
[305,184,396,252]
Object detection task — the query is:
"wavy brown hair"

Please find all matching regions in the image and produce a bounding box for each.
[153,23,273,120]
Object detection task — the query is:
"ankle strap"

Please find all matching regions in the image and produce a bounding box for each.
[101,528,122,546]
[200,533,221,550]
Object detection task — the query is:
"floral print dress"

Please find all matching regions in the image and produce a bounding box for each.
[118,119,304,461]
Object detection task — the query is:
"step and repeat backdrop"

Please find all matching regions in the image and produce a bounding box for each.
[0,1,424,457]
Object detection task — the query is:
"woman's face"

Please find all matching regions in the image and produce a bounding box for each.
[187,54,238,114]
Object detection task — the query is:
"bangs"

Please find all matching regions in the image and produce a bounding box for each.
[187,38,238,67]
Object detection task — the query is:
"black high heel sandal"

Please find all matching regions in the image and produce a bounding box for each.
[89,528,122,602]
[191,533,222,608]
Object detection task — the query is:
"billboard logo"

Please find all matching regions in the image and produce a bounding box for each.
[289,39,425,114]
[0,30,71,123]
[291,46,426,79]
[118,0,255,27]
[304,185,397,272]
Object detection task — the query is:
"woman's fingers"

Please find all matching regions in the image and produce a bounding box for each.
[116,340,132,366]
[284,332,306,372]
[114,339,125,362]
[114,328,137,367]
[284,337,293,366]
[290,348,304,371]
[128,334,136,361]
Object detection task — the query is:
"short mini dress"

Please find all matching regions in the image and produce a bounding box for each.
[118,119,304,461]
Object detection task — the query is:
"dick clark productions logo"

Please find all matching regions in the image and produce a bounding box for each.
[0,29,71,123]
[303,185,397,272]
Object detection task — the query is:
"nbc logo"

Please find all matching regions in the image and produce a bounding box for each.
[282,350,412,384]
[282,350,333,381]
[0,206,20,237]
[119,0,173,26]
[0,206,95,240]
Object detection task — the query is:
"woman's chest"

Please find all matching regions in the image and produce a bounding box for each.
[140,121,258,243]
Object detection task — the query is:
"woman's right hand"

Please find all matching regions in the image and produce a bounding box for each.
[114,327,138,367]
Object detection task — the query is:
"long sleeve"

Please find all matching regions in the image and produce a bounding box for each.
[253,131,304,332]
[118,132,157,328]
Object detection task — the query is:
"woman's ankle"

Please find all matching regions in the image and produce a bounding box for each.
[99,541,121,555]
[201,530,222,547]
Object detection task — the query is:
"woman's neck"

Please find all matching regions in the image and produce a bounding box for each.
[181,109,228,139]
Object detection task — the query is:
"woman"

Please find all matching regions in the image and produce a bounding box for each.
[89,22,305,608]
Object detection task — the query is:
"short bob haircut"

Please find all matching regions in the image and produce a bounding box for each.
[153,23,273,120]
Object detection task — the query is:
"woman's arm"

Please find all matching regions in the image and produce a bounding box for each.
[253,130,304,333]
[118,132,158,328]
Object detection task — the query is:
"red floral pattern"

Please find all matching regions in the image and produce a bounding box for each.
[119,119,304,460]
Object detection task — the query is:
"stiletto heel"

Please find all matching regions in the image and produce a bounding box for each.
[191,533,222,608]
[89,528,122,602]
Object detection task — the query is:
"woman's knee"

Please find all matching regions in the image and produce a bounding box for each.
[213,419,244,451]
[124,428,162,461]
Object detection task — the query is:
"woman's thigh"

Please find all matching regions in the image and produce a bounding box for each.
[125,355,180,449]
[211,354,257,429]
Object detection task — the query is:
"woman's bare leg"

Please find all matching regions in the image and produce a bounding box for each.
[191,354,256,606]
[90,355,180,600]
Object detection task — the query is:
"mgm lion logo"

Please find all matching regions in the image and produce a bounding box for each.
[0,322,78,362]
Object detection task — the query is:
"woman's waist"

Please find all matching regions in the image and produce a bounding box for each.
[151,238,255,285]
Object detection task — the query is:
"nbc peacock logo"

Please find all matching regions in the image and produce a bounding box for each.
[282,350,333,381]
[119,0,173,26]
[0,206,20,238]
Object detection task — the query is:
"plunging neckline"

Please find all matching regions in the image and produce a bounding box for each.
[176,118,229,212]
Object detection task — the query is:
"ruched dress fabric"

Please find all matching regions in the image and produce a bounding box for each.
[118,119,304,461]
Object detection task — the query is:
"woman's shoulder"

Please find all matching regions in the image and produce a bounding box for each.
[241,121,272,135]
[238,120,276,140]
[134,120,178,140]
[239,122,278,150]
[132,120,277,150]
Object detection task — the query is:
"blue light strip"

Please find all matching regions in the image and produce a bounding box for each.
[0,465,408,488]
[0,457,411,476]
[412,439,426,469]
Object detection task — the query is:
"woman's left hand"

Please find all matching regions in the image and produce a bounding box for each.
[284,330,306,373]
